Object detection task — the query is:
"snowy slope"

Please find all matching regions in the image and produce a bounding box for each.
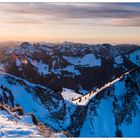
[63,54,102,67]
[126,48,140,66]
[0,110,42,138]
[0,109,68,138]
[0,71,67,131]
[61,88,82,102]
[80,68,140,137]
[80,98,116,137]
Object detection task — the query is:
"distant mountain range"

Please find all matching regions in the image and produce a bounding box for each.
[0,42,140,137]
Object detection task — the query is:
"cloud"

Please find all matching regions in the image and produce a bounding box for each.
[1,3,140,18]
[106,17,140,26]
[0,3,140,26]
[0,16,43,24]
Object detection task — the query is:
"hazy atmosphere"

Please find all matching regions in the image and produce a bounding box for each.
[0,3,140,44]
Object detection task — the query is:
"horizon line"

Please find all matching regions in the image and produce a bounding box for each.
[0,40,140,46]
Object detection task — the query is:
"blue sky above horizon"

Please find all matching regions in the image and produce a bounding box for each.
[0,3,140,44]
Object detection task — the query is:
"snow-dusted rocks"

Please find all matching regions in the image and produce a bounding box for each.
[0,109,69,138]
[0,110,42,138]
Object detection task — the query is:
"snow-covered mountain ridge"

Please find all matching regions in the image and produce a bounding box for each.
[0,42,140,137]
[1,42,137,92]
[80,67,140,137]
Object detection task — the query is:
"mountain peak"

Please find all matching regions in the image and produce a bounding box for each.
[19,42,32,48]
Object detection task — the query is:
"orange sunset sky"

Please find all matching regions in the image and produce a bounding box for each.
[0,3,140,44]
